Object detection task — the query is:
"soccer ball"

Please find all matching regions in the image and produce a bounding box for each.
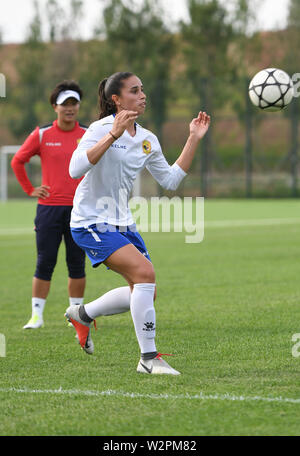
[249,68,294,112]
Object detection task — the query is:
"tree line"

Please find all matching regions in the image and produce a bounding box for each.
[1,0,300,196]
[0,0,266,137]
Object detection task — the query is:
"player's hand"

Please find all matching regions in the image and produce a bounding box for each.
[30,185,50,199]
[189,111,211,141]
[110,110,139,138]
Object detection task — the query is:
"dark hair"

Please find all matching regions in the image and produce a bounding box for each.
[98,72,134,119]
[50,80,83,105]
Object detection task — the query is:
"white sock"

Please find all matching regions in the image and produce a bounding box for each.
[32,297,46,318]
[69,297,84,306]
[84,287,131,319]
[130,283,157,355]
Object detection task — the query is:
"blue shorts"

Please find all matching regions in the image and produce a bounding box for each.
[71,223,151,268]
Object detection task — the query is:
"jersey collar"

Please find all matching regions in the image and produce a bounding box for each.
[54,119,79,132]
[112,112,138,128]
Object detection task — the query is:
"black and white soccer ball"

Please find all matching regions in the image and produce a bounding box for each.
[249,68,294,112]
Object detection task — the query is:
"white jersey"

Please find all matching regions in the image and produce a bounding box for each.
[69,114,187,228]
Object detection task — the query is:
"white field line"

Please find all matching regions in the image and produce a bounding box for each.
[0,387,300,405]
[132,217,300,231]
[0,227,34,235]
[204,217,300,228]
[0,217,299,236]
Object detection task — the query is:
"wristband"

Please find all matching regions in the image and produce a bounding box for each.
[109,131,118,140]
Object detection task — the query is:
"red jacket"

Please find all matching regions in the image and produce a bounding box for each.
[11,120,87,206]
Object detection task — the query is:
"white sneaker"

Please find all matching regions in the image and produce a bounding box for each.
[65,305,95,355]
[23,314,44,329]
[137,353,180,375]
[68,304,81,327]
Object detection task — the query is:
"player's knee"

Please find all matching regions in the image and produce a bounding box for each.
[35,255,57,281]
[66,249,85,278]
[35,264,55,281]
[135,263,156,284]
[67,262,86,279]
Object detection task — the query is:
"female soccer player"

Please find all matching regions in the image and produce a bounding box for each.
[65,71,210,375]
[11,80,87,331]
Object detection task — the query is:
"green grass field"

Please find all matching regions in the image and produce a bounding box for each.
[1,198,300,436]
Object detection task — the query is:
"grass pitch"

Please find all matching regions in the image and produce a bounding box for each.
[1,198,300,436]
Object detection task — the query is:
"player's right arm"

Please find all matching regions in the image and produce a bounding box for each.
[85,110,138,165]
[69,111,138,178]
[11,127,50,199]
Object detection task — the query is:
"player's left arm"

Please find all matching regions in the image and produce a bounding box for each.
[146,145,187,192]
[146,112,210,191]
[176,111,211,173]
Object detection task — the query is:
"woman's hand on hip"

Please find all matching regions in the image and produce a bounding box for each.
[30,185,50,199]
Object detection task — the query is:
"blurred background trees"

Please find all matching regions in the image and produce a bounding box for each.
[0,0,299,198]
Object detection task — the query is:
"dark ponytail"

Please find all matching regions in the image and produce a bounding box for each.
[98,72,134,119]
[98,78,115,119]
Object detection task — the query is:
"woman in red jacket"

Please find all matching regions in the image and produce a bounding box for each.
[11,80,87,331]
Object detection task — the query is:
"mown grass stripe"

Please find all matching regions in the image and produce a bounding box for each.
[1,387,300,405]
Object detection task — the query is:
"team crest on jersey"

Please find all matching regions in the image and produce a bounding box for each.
[142,140,151,154]
[77,138,81,144]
